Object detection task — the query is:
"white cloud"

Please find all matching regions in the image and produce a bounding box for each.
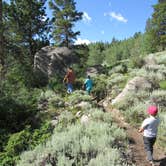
[101,30,105,35]
[104,11,128,23]
[74,38,91,45]
[82,12,92,23]
[110,12,127,23]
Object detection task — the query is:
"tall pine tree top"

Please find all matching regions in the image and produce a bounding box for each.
[152,0,166,50]
[49,0,83,47]
[7,0,50,65]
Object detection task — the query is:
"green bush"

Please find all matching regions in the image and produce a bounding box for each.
[0,122,53,166]
[48,96,65,108]
[67,90,92,105]
[109,64,128,75]
[17,110,128,166]
[158,112,166,150]
[0,129,31,165]
[92,75,108,100]
[150,90,166,107]
[129,56,145,69]
[124,103,147,126]
[159,80,166,90]
[155,51,166,65]
[88,148,121,166]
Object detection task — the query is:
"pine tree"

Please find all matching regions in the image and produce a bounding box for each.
[144,1,166,52]
[152,1,166,50]
[49,0,83,47]
[0,0,4,76]
[8,0,49,65]
[159,0,166,3]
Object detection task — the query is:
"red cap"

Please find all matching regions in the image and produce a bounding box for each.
[147,106,158,116]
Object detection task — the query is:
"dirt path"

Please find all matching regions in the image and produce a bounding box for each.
[103,104,166,166]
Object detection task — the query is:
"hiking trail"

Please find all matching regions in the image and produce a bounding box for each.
[103,104,166,166]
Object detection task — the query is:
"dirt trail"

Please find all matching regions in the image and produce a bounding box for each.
[103,105,166,166]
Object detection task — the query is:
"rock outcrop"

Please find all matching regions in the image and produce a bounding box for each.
[86,65,106,76]
[34,46,79,78]
[112,76,152,105]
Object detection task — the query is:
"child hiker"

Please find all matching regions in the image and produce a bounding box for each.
[63,67,75,94]
[138,105,160,166]
[83,75,93,95]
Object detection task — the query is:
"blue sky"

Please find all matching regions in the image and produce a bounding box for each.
[46,0,158,44]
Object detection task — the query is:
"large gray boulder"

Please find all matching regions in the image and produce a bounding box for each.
[112,76,152,105]
[34,46,79,78]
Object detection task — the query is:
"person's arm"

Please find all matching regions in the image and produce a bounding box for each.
[138,119,148,133]
[138,127,144,133]
[63,71,70,83]
[63,74,68,83]
[84,79,87,85]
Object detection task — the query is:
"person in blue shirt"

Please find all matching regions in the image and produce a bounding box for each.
[84,75,93,95]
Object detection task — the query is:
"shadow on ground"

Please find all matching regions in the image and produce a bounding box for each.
[154,157,166,166]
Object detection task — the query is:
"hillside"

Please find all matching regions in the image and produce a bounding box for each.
[1,1,166,165]
[15,50,166,166]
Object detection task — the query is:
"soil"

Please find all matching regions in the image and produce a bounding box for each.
[103,104,166,166]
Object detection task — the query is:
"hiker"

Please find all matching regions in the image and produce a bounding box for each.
[83,75,93,95]
[63,67,75,94]
[138,105,160,166]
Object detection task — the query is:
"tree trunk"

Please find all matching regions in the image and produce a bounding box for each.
[0,0,5,80]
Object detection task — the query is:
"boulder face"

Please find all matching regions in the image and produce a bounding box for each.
[86,65,105,76]
[112,76,152,105]
[34,46,79,78]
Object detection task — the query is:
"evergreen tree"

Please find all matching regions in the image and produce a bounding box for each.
[144,18,157,53]
[49,0,83,47]
[151,1,166,50]
[0,0,4,79]
[159,0,166,3]
[8,0,49,65]
[87,42,106,66]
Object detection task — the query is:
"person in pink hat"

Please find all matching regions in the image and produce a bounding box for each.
[138,105,160,166]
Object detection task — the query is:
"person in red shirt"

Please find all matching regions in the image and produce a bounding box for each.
[63,67,75,93]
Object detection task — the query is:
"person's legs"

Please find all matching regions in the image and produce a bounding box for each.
[143,136,153,161]
[86,87,91,95]
[67,83,73,93]
[149,137,156,158]
[143,137,156,162]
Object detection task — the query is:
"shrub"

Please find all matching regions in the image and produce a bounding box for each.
[150,90,166,107]
[0,129,31,165]
[48,96,65,108]
[109,64,128,75]
[158,112,166,150]
[67,90,92,105]
[129,56,145,69]
[159,80,166,90]
[88,148,121,166]
[91,75,108,100]
[124,103,147,126]
[115,91,150,111]
[17,110,128,166]
[39,90,57,100]
[0,122,53,166]
[48,76,66,94]
[155,51,166,65]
